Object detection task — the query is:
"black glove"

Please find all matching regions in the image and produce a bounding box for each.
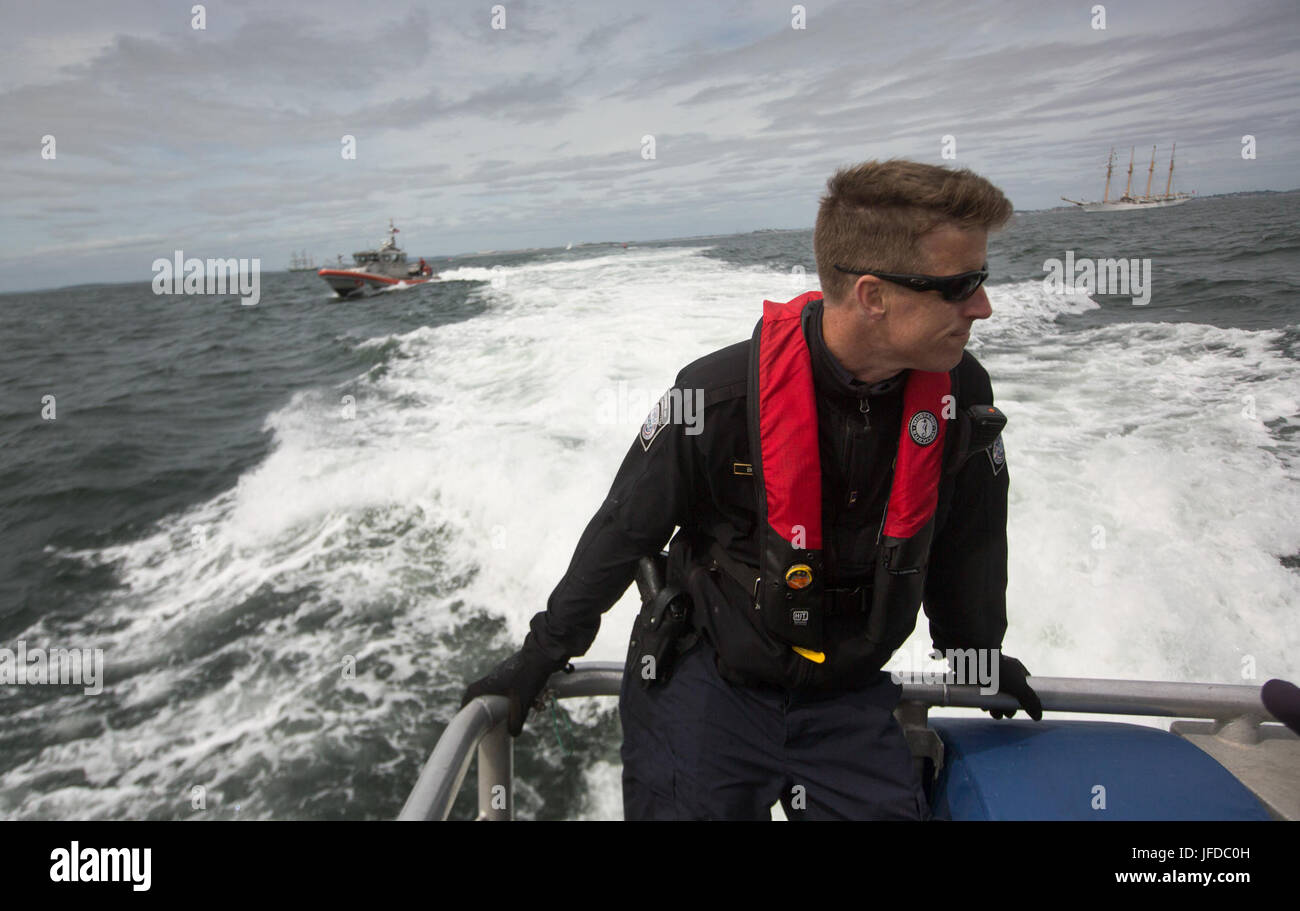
[461,641,568,737]
[987,654,1043,721]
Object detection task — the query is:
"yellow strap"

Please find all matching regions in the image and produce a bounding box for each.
[792,646,825,664]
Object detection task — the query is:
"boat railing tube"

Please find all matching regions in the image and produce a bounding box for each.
[398,663,625,821]
[398,666,1275,821]
[907,676,1268,722]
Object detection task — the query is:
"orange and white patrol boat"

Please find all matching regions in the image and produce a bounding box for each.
[317,219,437,297]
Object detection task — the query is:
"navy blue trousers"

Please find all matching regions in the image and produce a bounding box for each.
[619,641,931,820]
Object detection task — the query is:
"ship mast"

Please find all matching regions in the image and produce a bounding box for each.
[1165,143,1176,197]
[1102,147,1115,202]
[1144,145,1156,199]
[1123,146,1135,199]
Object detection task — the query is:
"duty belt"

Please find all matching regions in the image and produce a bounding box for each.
[706,540,871,617]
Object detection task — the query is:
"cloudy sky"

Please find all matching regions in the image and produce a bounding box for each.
[2,0,1297,291]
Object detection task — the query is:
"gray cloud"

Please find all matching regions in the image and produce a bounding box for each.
[1,0,1296,291]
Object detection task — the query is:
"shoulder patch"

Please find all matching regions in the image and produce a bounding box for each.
[640,391,671,451]
[987,434,1006,475]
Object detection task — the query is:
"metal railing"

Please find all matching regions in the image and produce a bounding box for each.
[398,664,1275,821]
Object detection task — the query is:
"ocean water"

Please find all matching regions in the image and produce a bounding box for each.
[0,192,1297,820]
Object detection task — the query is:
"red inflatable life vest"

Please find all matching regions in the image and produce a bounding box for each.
[747,291,951,655]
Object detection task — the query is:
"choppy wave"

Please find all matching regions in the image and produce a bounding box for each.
[2,238,1297,820]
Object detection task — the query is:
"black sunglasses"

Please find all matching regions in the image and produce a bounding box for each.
[833,263,989,302]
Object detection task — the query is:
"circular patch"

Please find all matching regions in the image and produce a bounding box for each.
[908,411,939,446]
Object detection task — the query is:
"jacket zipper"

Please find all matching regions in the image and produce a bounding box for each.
[841,399,869,508]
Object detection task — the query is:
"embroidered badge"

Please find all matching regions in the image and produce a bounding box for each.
[908,410,939,446]
[988,434,1006,475]
[640,391,671,452]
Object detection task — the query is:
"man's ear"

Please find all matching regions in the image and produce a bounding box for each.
[852,275,887,321]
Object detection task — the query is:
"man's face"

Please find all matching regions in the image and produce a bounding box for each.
[873,224,992,373]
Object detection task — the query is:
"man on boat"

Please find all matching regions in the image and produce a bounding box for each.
[463,159,1041,820]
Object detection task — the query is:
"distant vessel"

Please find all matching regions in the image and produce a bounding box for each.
[1062,145,1195,211]
[316,220,437,297]
[287,251,316,272]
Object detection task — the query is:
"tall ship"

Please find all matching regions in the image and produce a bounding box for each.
[1062,144,1195,212]
[287,251,316,272]
[316,220,438,297]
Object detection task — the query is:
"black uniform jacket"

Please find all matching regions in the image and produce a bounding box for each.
[527,296,1010,691]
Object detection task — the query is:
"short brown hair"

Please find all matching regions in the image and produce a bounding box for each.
[814,160,1013,303]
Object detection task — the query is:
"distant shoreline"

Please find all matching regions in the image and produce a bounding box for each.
[5,189,1295,296]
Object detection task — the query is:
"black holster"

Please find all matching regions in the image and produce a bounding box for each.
[626,553,697,689]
